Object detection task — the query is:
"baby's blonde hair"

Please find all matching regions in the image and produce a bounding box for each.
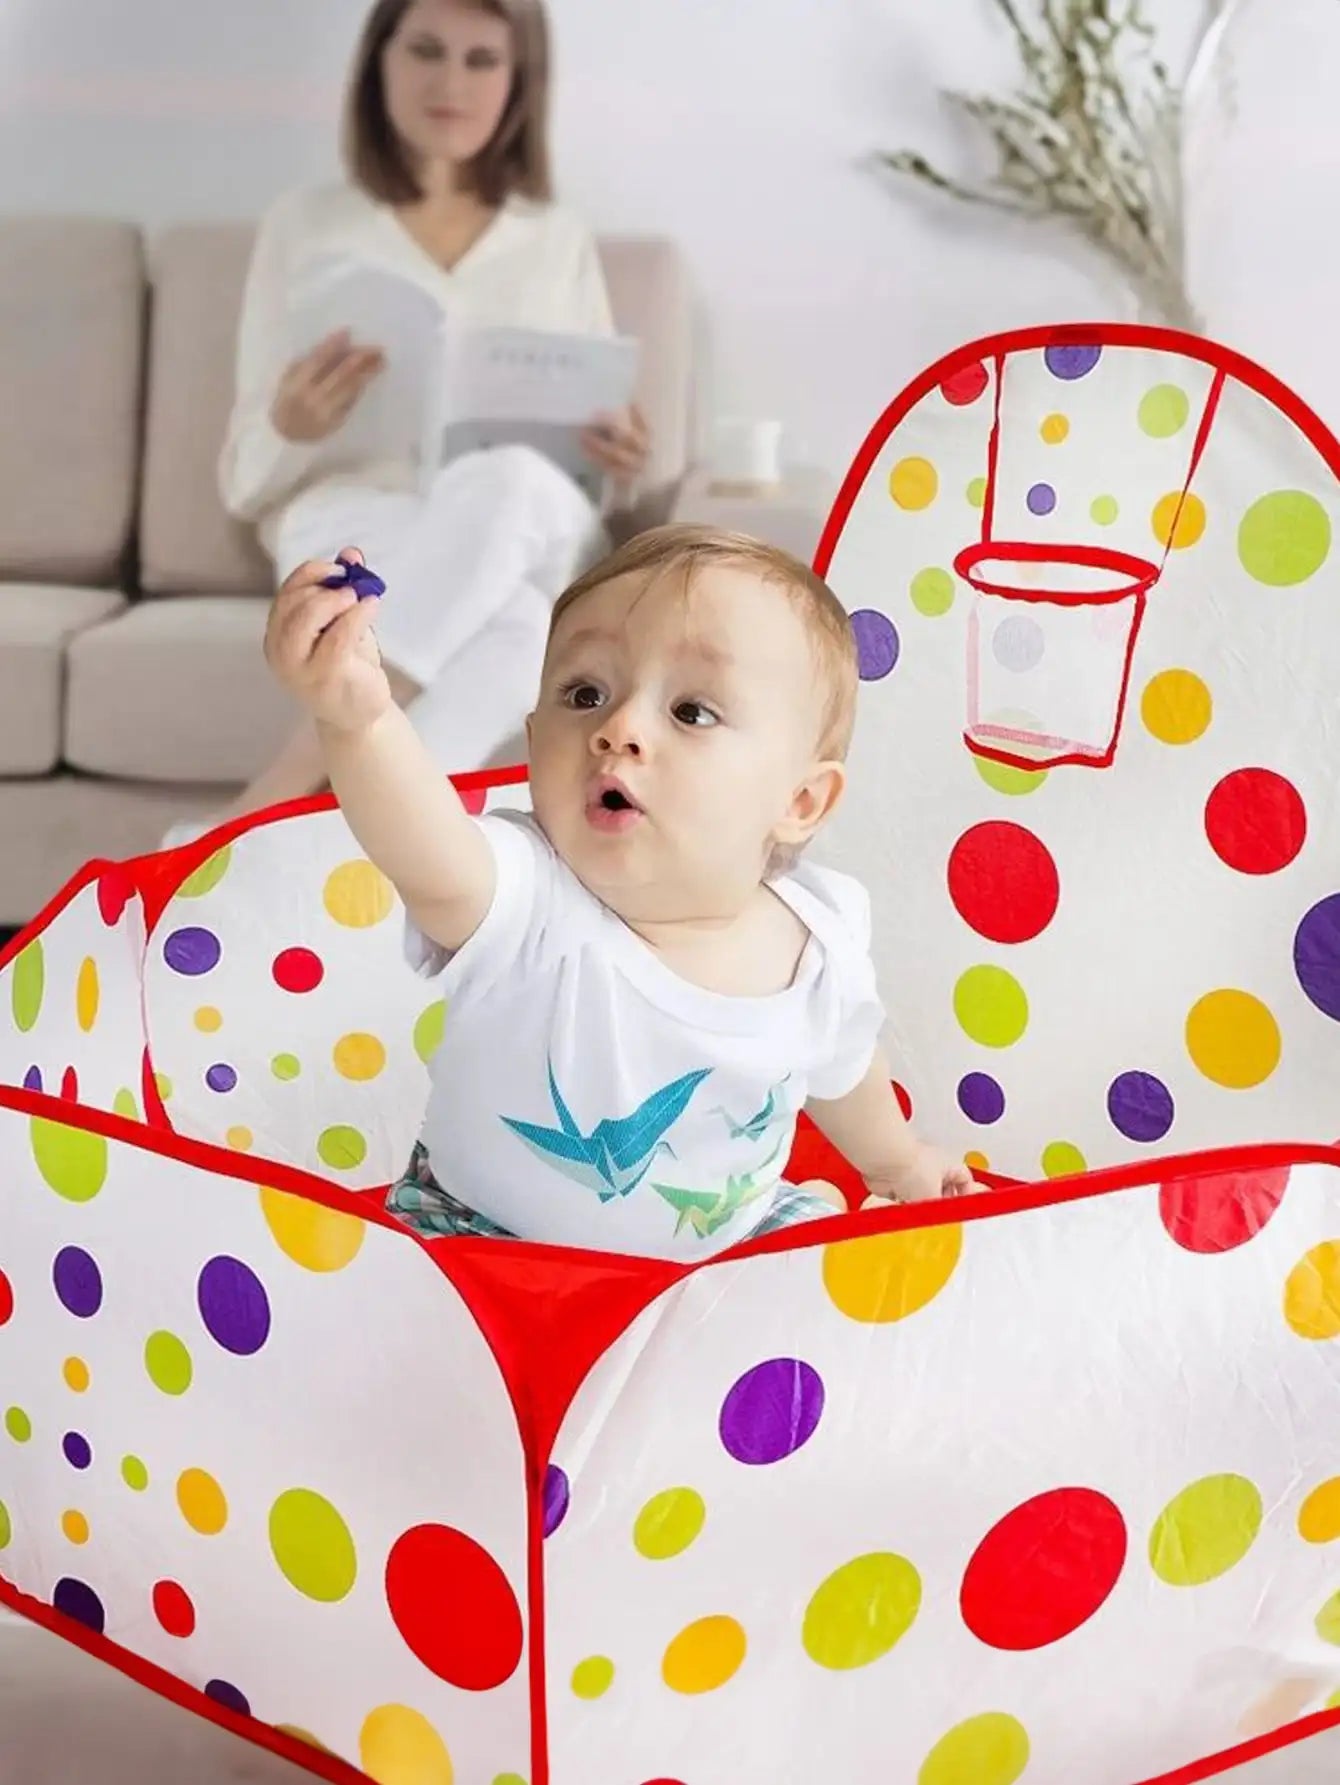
[546,523,859,761]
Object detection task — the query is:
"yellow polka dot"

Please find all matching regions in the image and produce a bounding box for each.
[953,965,1028,1048]
[61,1510,89,1545]
[803,1552,921,1669]
[1042,1142,1086,1178]
[333,1032,387,1082]
[1299,1478,1340,1544]
[661,1615,747,1695]
[359,1705,453,1785]
[177,1468,228,1535]
[966,476,987,509]
[889,456,938,511]
[1318,1593,1340,1646]
[1141,668,1212,745]
[634,1487,706,1560]
[1040,413,1069,444]
[570,1656,614,1699]
[823,1225,962,1324]
[964,1151,990,1172]
[1185,989,1281,1089]
[918,1712,1031,1785]
[225,1126,253,1152]
[1284,1242,1340,1340]
[1149,1474,1263,1586]
[274,1727,330,1753]
[260,1185,366,1273]
[194,1006,222,1033]
[323,860,395,929]
[75,957,99,1034]
[1152,490,1207,550]
[62,1358,89,1393]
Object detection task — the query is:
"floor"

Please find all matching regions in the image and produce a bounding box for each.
[1,1619,1338,1784]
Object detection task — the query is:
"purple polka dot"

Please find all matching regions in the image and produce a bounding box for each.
[542,1464,570,1538]
[205,1679,251,1718]
[1044,343,1102,380]
[1107,1071,1175,1144]
[1027,483,1057,517]
[163,927,221,977]
[53,1247,102,1319]
[62,1431,92,1470]
[205,1063,237,1094]
[719,1358,825,1465]
[22,1066,41,1093]
[1295,894,1340,1021]
[850,609,900,681]
[53,1577,104,1634]
[196,1256,271,1357]
[957,1073,1005,1125]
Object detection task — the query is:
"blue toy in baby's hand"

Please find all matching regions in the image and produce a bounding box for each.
[322,558,386,600]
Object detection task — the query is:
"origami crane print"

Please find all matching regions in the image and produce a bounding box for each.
[708,1074,791,1143]
[500,1060,712,1202]
[652,1141,785,1240]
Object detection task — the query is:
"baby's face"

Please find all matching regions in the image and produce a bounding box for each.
[528,563,838,919]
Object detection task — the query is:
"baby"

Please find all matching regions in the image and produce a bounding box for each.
[265,523,974,1259]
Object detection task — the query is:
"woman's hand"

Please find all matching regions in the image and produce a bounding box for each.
[580,403,651,485]
[264,549,393,734]
[270,330,386,444]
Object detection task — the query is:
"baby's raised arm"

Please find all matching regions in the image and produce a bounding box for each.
[264,552,494,954]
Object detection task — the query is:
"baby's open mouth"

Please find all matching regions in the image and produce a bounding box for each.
[601,789,634,812]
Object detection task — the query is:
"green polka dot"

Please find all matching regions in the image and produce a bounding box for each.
[1238,490,1331,586]
[0,1500,10,1549]
[1138,384,1190,438]
[570,1656,615,1699]
[317,1126,367,1171]
[413,1001,446,1064]
[11,939,44,1034]
[121,1455,149,1491]
[271,1054,302,1082]
[154,1073,173,1102]
[634,1487,706,1560]
[966,476,987,509]
[953,966,1028,1048]
[973,754,1048,797]
[492,1776,528,1785]
[176,846,232,899]
[1150,1474,1263,1587]
[112,1088,139,1121]
[1327,1687,1340,1710]
[145,1331,192,1396]
[30,1119,107,1203]
[1090,494,1119,526]
[1319,1594,1340,1645]
[268,1488,357,1602]
[910,567,955,618]
[1042,1142,1086,1178]
[5,1408,31,1443]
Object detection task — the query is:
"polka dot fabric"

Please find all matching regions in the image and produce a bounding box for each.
[820,330,1340,1177]
[545,1162,1340,1782]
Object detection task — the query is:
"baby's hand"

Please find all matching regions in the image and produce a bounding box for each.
[264,548,392,734]
[865,1143,981,1204]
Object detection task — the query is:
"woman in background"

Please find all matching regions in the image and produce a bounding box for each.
[181,0,649,837]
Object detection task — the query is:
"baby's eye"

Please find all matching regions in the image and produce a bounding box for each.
[673,700,718,728]
[561,682,605,711]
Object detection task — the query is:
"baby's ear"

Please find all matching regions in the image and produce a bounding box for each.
[774,760,846,849]
[524,711,535,752]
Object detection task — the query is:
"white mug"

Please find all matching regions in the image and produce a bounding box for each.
[708,417,783,491]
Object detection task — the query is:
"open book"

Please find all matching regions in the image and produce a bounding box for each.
[286,257,641,500]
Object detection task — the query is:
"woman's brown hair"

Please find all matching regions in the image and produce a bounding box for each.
[342,0,553,208]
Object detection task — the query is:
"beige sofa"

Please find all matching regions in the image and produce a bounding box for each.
[0,216,697,926]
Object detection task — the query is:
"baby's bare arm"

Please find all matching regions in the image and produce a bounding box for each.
[806,1048,920,1183]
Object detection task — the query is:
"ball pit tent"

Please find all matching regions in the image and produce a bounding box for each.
[2,323,1340,1785]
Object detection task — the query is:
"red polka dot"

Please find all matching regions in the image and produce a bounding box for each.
[271,948,325,994]
[893,1081,913,1122]
[1159,1166,1289,1254]
[96,867,133,927]
[1204,769,1306,875]
[941,361,990,406]
[456,784,488,816]
[60,1067,78,1102]
[960,1487,1127,1650]
[947,822,1060,944]
[385,1523,523,1690]
[0,1270,13,1326]
[152,1580,196,1638]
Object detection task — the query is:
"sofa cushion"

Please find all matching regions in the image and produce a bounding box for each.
[138,224,695,595]
[65,597,295,784]
[0,586,126,776]
[0,219,143,584]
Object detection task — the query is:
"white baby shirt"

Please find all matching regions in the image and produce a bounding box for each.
[408,812,885,1259]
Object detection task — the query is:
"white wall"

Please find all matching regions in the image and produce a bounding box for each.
[0,0,1334,475]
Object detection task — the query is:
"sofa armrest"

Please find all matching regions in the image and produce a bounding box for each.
[669,466,839,564]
